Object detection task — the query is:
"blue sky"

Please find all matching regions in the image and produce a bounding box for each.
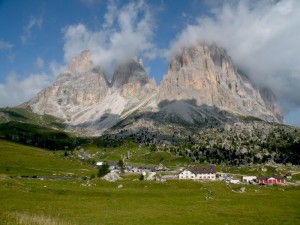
[0,0,299,127]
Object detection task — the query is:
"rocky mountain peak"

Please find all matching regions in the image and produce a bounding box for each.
[111,58,148,89]
[67,50,93,74]
[158,43,281,123]
[28,43,283,135]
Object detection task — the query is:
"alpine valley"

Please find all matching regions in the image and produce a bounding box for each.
[1,43,299,165]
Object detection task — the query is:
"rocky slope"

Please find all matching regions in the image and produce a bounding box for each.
[29,43,283,136]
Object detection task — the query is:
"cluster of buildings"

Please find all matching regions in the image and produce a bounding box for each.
[96,161,287,185]
[178,165,286,185]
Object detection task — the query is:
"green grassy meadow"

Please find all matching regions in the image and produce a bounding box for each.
[81,140,190,167]
[1,139,300,225]
[0,140,94,177]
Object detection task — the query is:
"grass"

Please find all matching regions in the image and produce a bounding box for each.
[1,139,300,225]
[80,140,190,167]
[0,177,299,225]
[0,211,71,225]
[0,139,95,177]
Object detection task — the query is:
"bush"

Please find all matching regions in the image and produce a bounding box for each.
[139,174,144,181]
[90,174,95,180]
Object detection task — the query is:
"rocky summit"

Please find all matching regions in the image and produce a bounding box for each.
[157,44,282,123]
[29,43,283,136]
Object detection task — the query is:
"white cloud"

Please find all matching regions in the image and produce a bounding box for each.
[63,0,156,78]
[80,0,101,7]
[0,39,14,50]
[103,0,118,29]
[35,56,44,69]
[169,0,300,114]
[21,16,43,43]
[49,60,66,77]
[0,72,52,107]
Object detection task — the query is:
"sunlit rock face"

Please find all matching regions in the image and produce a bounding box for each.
[29,53,157,134]
[157,43,282,123]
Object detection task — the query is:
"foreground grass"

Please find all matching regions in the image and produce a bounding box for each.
[1,139,300,225]
[0,176,299,225]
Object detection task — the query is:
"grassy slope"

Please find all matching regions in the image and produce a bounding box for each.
[0,139,95,177]
[81,140,190,167]
[0,107,64,128]
[0,178,299,225]
[1,140,300,225]
[0,107,80,151]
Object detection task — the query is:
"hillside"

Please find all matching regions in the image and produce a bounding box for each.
[0,139,94,177]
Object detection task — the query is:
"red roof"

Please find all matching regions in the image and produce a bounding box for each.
[257,175,285,180]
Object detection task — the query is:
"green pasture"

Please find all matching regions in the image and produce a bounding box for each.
[1,139,300,225]
[0,140,95,177]
[81,140,190,167]
[0,177,299,225]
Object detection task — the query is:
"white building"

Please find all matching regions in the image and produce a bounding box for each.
[178,166,216,180]
[242,176,257,183]
[95,162,104,167]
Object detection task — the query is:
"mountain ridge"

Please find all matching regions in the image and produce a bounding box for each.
[28,43,283,136]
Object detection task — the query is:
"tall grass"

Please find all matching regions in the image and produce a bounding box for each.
[0,212,73,225]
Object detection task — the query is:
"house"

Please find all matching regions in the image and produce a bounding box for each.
[108,162,118,170]
[242,176,257,183]
[95,162,104,167]
[178,165,216,180]
[229,179,240,184]
[128,167,152,173]
[257,176,285,185]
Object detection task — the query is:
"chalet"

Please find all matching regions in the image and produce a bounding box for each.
[178,165,216,180]
[95,162,104,167]
[257,176,285,185]
[242,176,257,183]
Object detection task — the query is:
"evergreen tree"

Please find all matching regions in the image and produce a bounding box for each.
[117,159,125,173]
[97,161,110,177]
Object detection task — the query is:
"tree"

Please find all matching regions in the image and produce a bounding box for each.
[139,173,144,180]
[117,159,125,173]
[97,161,110,177]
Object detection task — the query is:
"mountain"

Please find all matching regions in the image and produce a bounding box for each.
[29,51,157,135]
[28,43,282,136]
[157,44,282,123]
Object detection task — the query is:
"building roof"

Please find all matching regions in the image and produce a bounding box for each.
[186,165,216,174]
[257,175,285,180]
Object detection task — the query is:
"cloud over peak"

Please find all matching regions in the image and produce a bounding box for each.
[63,0,156,78]
[169,0,300,113]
